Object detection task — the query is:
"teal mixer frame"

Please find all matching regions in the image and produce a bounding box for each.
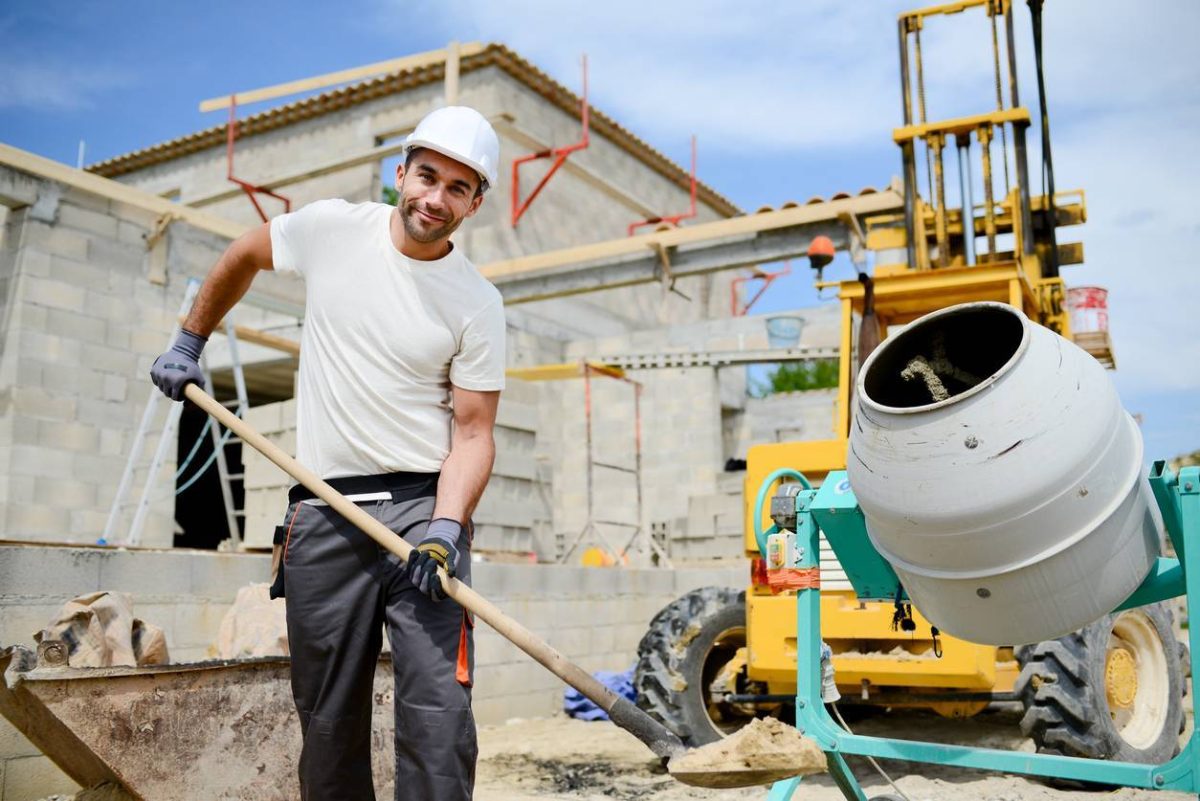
[753,461,1199,800]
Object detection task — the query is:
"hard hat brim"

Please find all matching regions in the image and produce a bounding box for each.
[404,139,495,191]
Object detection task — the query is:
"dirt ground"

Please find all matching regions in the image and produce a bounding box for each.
[475,703,1195,801]
[34,698,1194,801]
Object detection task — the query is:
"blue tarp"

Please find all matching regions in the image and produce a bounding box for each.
[563,668,636,721]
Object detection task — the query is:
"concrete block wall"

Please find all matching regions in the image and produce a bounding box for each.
[673,470,746,562]
[545,307,841,559]
[728,388,839,458]
[0,165,307,547]
[0,543,741,801]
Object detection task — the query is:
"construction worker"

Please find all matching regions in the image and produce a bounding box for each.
[149,106,506,800]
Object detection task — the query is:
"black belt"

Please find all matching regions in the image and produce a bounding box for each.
[288,471,439,505]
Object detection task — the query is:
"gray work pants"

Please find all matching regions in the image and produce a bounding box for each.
[281,481,476,801]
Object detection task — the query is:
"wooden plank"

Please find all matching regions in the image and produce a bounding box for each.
[198,43,485,112]
[188,140,411,207]
[0,143,248,240]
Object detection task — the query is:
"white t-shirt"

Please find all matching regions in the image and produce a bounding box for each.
[270,199,506,478]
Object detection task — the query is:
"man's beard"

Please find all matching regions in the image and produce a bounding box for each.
[400,197,462,244]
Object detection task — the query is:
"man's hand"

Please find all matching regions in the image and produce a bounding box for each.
[150,330,207,401]
[405,518,463,602]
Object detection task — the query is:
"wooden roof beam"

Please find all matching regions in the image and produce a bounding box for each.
[198,43,486,112]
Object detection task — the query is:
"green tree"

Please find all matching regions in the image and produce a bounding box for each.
[750,359,840,397]
[382,186,399,206]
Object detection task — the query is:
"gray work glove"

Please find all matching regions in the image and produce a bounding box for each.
[149,329,207,401]
[405,518,463,602]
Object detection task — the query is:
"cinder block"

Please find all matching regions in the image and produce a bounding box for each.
[79,342,137,376]
[50,255,112,294]
[473,631,523,667]
[105,321,133,350]
[0,602,67,649]
[6,445,74,480]
[98,428,125,457]
[32,476,96,509]
[102,373,128,403]
[16,247,52,278]
[73,398,134,429]
[0,545,104,598]
[57,203,120,239]
[44,307,105,343]
[68,508,109,541]
[187,551,272,601]
[1,753,79,800]
[10,388,76,423]
[130,327,173,357]
[588,624,617,657]
[0,718,43,761]
[95,549,195,598]
[474,662,560,701]
[245,403,282,434]
[21,275,86,313]
[2,475,36,505]
[34,420,100,453]
[545,626,592,658]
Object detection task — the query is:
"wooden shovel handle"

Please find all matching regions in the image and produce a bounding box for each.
[184,383,683,758]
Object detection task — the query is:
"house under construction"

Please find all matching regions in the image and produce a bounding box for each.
[0,43,883,798]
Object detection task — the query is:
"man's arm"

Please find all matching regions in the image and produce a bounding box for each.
[149,222,274,400]
[432,385,501,524]
[184,222,275,336]
[405,385,499,601]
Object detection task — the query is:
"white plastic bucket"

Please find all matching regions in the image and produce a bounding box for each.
[765,316,804,348]
[847,302,1161,645]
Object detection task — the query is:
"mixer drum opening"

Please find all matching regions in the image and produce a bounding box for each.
[862,304,1026,410]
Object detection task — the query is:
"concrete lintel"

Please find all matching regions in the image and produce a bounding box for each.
[0,166,45,209]
[496,221,849,304]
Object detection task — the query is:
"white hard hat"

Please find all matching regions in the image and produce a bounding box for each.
[405,106,500,191]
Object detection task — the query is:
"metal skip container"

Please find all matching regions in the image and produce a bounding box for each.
[847,302,1162,645]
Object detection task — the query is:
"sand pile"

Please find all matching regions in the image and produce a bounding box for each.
[667,717,826,788]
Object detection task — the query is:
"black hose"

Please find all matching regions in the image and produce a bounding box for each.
[1029,0,1059,278]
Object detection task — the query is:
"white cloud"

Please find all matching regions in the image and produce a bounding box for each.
[0,60,134,112]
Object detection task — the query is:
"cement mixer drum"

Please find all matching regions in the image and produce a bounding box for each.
[847,302,1162,645]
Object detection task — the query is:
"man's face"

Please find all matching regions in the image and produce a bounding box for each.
[394,149,485,245]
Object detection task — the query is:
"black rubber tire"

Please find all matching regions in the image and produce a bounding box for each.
[634,586,750,746]
[1015,602,1184,766]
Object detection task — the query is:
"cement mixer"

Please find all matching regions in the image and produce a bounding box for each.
[752,301,1196,797]
[847,301,1161,645]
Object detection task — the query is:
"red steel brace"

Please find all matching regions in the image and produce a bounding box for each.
[226,97,291,223]
[627,135,697,236]
[511,56,590,227]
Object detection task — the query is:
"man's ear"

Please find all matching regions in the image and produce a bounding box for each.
[394,162,405,191]
[464,192,484,218]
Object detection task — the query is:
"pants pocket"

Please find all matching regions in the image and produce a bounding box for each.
[269,503,303,600]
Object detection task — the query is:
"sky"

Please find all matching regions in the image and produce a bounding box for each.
[1,0,1198,460]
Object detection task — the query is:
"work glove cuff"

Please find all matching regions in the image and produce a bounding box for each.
[173,329,208,361]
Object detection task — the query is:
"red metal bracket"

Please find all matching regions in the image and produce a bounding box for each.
[628,135,697,236]
[730,262,792,316]
[511,56,589,227]
[226,98,291,222]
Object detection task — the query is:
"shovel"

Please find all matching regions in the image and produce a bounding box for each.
[185,383,818,788]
